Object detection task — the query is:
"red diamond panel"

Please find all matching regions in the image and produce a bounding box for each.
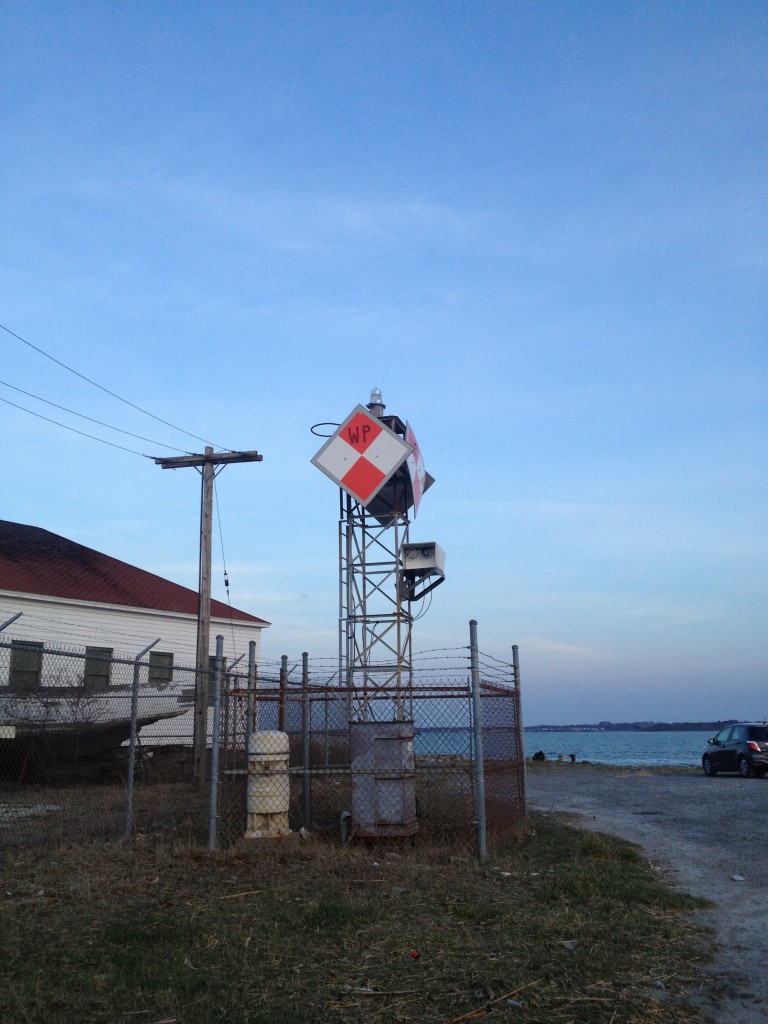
[342,457,386,503]
[340,412,382,454]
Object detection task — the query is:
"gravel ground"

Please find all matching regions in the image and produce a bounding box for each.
[525,762,768,1022]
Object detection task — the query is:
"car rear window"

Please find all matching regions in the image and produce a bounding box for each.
[747,727,768,742]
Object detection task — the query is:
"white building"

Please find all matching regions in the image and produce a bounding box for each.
[0,521,268,741]
[0,519,268,669]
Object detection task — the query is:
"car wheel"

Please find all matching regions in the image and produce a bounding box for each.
[702,756,717,777]
[738,757,754,779]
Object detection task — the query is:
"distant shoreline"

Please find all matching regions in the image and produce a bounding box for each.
[524,721,734,733]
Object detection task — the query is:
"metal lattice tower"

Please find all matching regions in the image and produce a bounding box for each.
[312,389,443,726]
[339,489,413,723]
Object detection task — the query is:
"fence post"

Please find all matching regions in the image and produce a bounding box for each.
[512,644,528,821]
[278,655,288,731]
[208,635,224,852]
[512,643,524,750]
[469,620,488,864]
[124,639,161,842]
[246,640,257,741]
[301,651,311,828]
[222,653,243,776]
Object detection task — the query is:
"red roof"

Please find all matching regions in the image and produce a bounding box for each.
[0,521,268,625]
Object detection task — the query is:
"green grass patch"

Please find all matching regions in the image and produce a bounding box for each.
[0,813,710,1023]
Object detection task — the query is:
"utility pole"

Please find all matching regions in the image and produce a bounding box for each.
[154,447,263,783]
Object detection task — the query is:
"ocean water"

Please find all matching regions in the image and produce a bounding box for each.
[415,728,713,768]
[523,730,713,768]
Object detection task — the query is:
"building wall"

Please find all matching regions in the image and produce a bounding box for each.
[0,590,264,669]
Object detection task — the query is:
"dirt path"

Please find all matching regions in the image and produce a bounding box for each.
[525,763,768,1022]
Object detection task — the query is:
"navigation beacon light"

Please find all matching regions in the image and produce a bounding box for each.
[367,387,386,418]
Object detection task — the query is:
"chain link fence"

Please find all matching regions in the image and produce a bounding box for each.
[214,679,525,857]
[1,636,526,859]
[0,638,204,848]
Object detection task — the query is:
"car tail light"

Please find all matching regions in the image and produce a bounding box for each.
[747,741,761,752]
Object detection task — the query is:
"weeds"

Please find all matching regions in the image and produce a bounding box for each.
[0,813,710,1023]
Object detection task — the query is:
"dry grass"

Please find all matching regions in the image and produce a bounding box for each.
[0,812,711,1024]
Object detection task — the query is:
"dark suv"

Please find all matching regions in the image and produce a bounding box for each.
[702,723,768,778]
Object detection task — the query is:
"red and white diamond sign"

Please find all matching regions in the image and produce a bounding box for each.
[405,421,427,518]
[312,404,413,505]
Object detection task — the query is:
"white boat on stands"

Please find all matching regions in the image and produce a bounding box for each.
[0,683,192,771]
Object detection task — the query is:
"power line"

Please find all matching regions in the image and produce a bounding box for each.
[0,377,191,454]
[0,320,232,450]
[0,394,151,457]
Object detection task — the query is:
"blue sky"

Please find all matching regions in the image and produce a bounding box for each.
[1,1,765,725]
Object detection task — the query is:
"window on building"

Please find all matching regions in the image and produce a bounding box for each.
[149,651,174,689]
[9,641,44,692]
[84,647,113,692]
